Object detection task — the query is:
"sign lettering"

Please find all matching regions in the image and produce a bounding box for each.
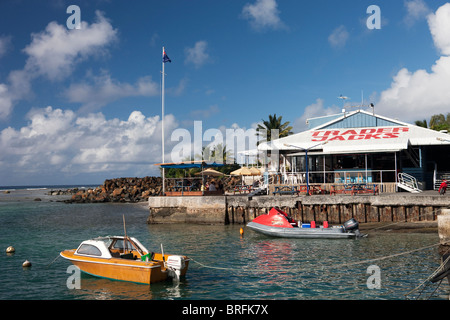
[311,127,409,142]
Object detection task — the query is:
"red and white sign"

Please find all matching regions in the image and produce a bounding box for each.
[311,127,409,142]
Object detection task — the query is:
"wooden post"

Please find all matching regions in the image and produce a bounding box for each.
[438,209,450,246]
[438,209,450,299]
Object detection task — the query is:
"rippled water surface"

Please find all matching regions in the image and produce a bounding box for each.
[0,188,448,300]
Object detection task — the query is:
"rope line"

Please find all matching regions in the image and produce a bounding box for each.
[190,242,441,274]
[46,254,61,268]
[404,246,450,299]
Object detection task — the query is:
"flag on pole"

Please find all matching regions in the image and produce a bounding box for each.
[163,49,171,63]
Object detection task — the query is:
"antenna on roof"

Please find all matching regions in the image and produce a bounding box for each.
[338,94,350,115]
[361,90,364,111]
[338,94,350,113]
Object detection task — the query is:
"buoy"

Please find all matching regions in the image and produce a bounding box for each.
[240,227,244,237]
[6,246,15,254]
[22,260,32,268]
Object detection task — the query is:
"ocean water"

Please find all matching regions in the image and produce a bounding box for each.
[0,187,448,301]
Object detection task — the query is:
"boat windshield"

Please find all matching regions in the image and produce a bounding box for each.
[109,237,144,255]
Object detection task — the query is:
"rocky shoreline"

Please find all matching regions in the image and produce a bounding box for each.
[49,175,243,203]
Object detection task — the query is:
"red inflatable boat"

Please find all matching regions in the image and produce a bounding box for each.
[247,207,364,239]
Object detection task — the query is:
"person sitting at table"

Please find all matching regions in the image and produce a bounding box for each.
[209,181,217,191]
[191,179,199,191]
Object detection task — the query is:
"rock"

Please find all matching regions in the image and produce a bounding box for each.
[49,174,242,204]
[112,187,124,197]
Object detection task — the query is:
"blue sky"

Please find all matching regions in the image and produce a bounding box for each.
[1,0,450,186]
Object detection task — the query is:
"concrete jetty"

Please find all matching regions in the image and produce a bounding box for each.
[148,191,449,225]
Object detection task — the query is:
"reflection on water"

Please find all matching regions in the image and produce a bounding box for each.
[0,191,448,300]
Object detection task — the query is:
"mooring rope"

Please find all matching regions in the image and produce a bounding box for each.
[190,242,441,274]
[46,254,61,268]
[404,246,450,299]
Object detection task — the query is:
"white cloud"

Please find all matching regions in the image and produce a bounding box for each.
[376,3,450,122]
[427,3,450,55]
[241,0,286,31]
[0,11,117,120]
[65,71,159,112]
[23,11,117,81]
[293,99,340,132]
[0,69,32,121]
[189,104,220,119]
[404,0,431,26]
[0,107,179,184]
[184,41,211,68]
[0,84,13,120]
[328,25,349,49]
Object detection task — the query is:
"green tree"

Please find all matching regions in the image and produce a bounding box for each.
[256,114,293,144]
[415,113,450,131]
[429,113,450,131]
[414,119,428,128]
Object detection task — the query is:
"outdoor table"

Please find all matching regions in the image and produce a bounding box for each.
[272,185,300,196]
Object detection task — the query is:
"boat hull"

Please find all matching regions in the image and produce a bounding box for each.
[60,250,189,284]
[247,222,357,239]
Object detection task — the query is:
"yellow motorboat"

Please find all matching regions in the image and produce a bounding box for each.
[60,235,189,285]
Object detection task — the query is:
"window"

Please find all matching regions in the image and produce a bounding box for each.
[77,244,102,256]
[112,239,134,251]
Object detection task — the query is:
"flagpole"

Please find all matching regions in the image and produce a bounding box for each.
[161,46,165,195]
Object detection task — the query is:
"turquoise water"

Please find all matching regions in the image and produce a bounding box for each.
[0,188,448,300]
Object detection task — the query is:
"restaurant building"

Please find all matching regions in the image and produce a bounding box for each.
[258,109,450,193]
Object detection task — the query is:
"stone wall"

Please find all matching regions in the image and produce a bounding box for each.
[148,194,450,225]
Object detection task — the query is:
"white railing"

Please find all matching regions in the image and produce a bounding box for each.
[397,172,422,193]
[269,169,396,185]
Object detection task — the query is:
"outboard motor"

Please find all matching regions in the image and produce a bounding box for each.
[166,255,185,280]
[343,218,359,232]
[343,218,363,237]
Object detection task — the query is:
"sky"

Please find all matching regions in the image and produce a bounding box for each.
[1,0,450,186]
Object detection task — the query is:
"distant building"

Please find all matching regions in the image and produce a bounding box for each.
[258,109,450,192]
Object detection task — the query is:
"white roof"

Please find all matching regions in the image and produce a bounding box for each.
[258,111,450,154]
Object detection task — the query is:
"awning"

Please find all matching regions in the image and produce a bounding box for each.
[321,138,410,154]
[258,126,414,154]
[154,161,225,169]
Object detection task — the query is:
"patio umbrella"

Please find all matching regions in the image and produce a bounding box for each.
[249,167,262,176]
[231,167,253,176]
[195,168,224,176]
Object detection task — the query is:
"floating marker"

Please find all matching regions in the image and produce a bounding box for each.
[22,260,32,268]
[6,246,15,254]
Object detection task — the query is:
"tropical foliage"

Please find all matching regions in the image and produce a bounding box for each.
[256,114,293,144]
[415,113,450,131]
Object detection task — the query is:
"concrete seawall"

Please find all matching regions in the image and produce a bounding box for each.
[148,192,450,225]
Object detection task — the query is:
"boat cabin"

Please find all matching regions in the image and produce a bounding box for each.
[74,236,149,260]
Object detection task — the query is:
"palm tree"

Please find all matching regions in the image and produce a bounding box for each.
[430,113,450,131]
[414,119,428,128]
[415,113,450,131]
[256,114,293,144]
